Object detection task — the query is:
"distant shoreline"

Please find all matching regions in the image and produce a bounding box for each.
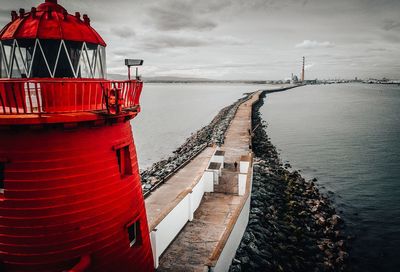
[144,80,270,84]
[107,74,400,85]
[144,81,400,85]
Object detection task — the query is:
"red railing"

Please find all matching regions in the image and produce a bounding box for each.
[0,79,143,115]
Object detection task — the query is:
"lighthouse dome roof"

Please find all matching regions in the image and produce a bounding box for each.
[0,0,106,46]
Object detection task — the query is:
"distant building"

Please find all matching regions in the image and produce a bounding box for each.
[291,74,299,84]
[303,79,318,85]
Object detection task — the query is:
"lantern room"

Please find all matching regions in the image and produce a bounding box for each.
[0,0,106,79]
[0,0,144,120]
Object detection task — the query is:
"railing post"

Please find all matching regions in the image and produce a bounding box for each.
[34,82,41,115]
[0,83,6,114]
[26,82,33,114]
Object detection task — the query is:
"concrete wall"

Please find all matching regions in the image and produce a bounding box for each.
[240,161,250,174]
[151,194,191,268]
[191,177,205,216]
[151,171,209,268]
[238,174,247,196]
[208,169,220,184]
[203,170,215,193]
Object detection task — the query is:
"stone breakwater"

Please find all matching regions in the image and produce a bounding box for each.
[141,94,251,192]
[230,92,350,272]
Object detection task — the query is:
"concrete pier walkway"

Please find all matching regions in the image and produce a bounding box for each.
[145,91,260,271]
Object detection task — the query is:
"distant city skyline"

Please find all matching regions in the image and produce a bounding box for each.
[1,0,400,80]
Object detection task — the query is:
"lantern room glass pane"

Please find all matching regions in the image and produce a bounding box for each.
[0,39,106,79]
[64,41,106,79]
[0,46,5,78]
[0,42,13,78]
[17,39,35,78]
[54,42,75,78]
[64,40,83,76]
[31,41,51,78]
[79,48,92,79]
[99,46,107,79]
[14,45,29,78]
[40,40,60,74]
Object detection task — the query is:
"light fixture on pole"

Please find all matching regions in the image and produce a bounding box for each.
[125,59,144,80]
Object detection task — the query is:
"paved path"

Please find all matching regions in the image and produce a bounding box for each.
[157,91,260,271]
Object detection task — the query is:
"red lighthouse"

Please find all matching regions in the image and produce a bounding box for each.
[0,1,154,271]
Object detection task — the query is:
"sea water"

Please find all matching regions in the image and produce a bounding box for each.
[260,83,400,272]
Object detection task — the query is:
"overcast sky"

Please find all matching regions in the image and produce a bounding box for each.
[2,0,400,80]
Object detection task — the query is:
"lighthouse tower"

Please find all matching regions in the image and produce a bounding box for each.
[0,1,153,271]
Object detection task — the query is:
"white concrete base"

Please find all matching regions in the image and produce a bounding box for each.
[240,161,250,174]
[238,174,247,196]
[203,170,215,193]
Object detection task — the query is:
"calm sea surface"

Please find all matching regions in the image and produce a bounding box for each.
[260,83,400,272]
[132,83,400,271]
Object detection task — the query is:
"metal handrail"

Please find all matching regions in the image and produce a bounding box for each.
[0,78,143,115]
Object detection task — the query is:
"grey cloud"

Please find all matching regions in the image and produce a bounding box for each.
[139,34,244,51]
[295,40,335,49]
[1,1,40,12]
[0,8,11,24]
[381,32,400,43]
[144,0,297,32]
[141,35,208,50]
[366,48,388,52]
[112,48,139,58]
[221,0,320,12]
[110,26,136,39]
[358,0,400,10]
[147,0,217,31]
[0,8,10,17]
[383,19,400,31]
[170,62,269,71]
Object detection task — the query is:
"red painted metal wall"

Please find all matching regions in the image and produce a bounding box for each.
[0,122,154,271]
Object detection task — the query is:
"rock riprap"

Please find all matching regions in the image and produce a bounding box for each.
[230,92,349,272]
